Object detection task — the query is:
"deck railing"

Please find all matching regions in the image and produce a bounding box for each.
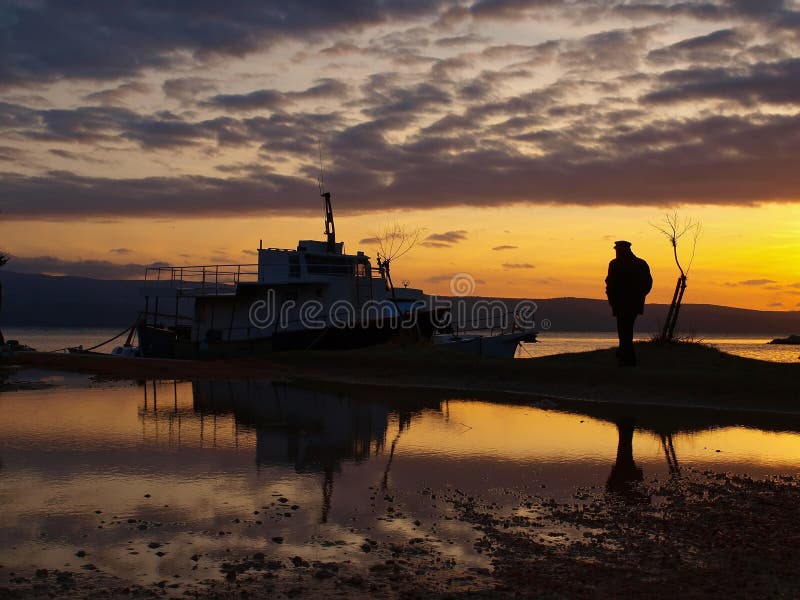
[144,264,259,295]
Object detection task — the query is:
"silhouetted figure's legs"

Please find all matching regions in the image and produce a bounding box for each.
[616,312,637,366]
[606,420,643,495]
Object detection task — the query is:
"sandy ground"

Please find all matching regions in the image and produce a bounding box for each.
[2,470,799,599]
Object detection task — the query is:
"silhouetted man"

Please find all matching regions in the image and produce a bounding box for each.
[605,240,652,366]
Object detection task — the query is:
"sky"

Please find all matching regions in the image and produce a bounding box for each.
[1,0,799,310]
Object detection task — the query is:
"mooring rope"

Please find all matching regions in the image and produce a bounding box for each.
[52,319,139,353]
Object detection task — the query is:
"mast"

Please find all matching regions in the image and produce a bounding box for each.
[322,191,336,253]
[317,142,336,253]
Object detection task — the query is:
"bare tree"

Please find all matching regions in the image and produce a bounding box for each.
[0,251,8,345]
[373,224,422,296]
[652,213,702,341]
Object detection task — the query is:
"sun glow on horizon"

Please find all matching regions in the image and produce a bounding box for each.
[3,202,799,311]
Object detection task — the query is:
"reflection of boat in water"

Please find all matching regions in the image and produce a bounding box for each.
[433,329,538,358]
[192,380,394,472]
[191,380,440,522]
[137,189,442,358]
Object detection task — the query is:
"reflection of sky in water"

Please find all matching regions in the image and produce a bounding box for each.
[519,333,800,363]
[1,376,799,585]
[6,327,799,363]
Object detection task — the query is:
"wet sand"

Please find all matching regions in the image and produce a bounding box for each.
[2,470,798,599]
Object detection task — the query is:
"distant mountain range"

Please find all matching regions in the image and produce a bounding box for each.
[1,271,799,336]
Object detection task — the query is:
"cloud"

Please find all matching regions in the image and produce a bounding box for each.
[48,148,109,164]
[162,78,218,103]
[502,262,535,269]
[202,79,348,113]
[492,245,518,251]
[558,26,660,72]
[739,279,778,286]
[109,248,133,255]
[470,0,561,21]
[421,230,468,247]
[646,28,747,66]
[6,110,800,219]
[434,33,490,47]
[425,273,486,285]
[8,255,166,279]
[0,1,453,88]
[320,42,363,57]
[0,145,25,161]
[82,82,151,105]
[203,89,287,112]
[726,278,779,287]
[643,58,800,106]
[1,102,341,151]
[358,237,381,245]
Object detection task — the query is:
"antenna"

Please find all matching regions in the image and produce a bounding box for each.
[317,140,325,196]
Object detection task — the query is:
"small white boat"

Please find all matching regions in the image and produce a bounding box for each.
[111,345,140,358]
[433,329,538,358]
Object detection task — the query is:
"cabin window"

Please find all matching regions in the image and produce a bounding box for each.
[356,263,367,277]
[305,254,354,276]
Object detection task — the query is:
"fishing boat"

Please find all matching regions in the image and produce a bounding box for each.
[433,328,538,358]
[137,190,442,358]
[768,334,800,345]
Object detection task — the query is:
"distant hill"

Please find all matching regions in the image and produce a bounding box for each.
[0,271,143,327]
[1,271,799,335]
[465,296,800,336]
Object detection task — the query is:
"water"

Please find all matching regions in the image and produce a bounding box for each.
[1,373,799,589]
[3,327,126,352]
[519,332,799,363]
[6,327,798,363]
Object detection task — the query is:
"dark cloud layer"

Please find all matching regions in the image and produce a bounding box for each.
[644,58,800,105]
[8,255,167,279]
[2,0,800,222]
[0,0,453,87]
[3,109,800,219]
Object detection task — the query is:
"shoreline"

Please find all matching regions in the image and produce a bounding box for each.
[5,340,800,416]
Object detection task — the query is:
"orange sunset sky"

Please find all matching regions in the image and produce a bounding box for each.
[1,0,799,311]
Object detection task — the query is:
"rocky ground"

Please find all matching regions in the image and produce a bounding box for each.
[3,470,799,599]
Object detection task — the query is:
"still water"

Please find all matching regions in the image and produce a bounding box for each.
[1,372,799,588]
[5,327,798,363]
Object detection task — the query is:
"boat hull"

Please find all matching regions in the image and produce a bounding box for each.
[138,312,440,359]
[433,330,537,359]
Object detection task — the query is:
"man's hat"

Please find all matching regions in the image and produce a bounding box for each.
[614,240,632,248]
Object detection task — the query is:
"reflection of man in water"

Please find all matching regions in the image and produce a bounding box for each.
[605,241,652,367]
[606,420,643,493]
